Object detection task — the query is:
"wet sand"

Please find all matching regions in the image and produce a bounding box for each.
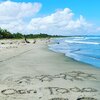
[0,39,100,100]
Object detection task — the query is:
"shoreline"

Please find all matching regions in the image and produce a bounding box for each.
[49,37,100,68]
[0,39,100,100]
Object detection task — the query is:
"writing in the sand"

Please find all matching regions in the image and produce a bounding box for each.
[34,71,97,82]
[49,97,97,100]
[3,71,97,86]
[45,87,97,95]
[1,87,97,95]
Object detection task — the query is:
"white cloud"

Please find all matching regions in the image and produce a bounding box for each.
[96,27,100,31]
[0,0,42,20]
[0,0,42,33]
[0,1,99,35]
[28,8,92,35]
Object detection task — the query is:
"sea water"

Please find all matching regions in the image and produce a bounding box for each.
[49,36,100,68]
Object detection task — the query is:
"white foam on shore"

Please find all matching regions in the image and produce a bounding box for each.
[65,40,100,45]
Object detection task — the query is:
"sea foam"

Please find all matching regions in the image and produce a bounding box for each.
[49,36,100,68]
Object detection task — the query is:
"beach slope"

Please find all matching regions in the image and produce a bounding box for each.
[0,39,100,100]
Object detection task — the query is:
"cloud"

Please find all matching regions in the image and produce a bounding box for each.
[0,0,42,33]
[28,8,92,35]
[0,0,42,20]
[97,27,100,31]
[0,1,99,35]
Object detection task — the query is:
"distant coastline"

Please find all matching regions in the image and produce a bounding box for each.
[0,27,66,39]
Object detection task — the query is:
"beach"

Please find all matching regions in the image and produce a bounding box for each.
[0,39,100,100]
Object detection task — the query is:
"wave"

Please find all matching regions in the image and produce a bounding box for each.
[65,40,100,45]
[65,52,100,67]
[49,37,100,68]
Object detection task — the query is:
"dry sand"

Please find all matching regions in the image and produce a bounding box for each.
[0,39,100,100]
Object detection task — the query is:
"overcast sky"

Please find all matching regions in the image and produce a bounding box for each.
[0,0,100,35]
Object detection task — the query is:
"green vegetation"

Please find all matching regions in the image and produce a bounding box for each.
[0,27,65,39]
[0,28,13,39]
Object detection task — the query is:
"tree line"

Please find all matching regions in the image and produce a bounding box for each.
[0,28,65,39]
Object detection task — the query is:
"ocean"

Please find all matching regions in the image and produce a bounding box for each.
[49,36,100,68]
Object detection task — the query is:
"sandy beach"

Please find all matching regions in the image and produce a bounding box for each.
[0,39,100,100]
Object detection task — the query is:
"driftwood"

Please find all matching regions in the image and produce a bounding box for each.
[33,40,36,44]
[25,37,30,43]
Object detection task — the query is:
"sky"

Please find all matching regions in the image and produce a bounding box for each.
[0,0,100,35]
